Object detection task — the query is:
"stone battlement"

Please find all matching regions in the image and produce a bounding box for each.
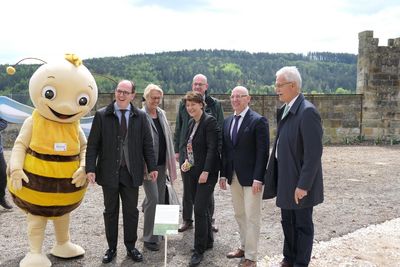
[357,31,400,141]
[359,30,400,48]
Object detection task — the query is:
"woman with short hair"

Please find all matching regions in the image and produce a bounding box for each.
[141,84,177,251]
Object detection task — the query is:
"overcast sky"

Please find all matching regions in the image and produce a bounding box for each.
[1,0,399,64]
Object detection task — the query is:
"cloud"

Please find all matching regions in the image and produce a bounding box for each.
[0,0,399,64]
[133,0,209,11]
[339,0,400,15]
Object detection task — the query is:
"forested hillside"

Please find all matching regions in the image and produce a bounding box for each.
[1,50,357,95]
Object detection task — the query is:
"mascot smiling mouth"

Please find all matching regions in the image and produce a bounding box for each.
[49,107,78,119]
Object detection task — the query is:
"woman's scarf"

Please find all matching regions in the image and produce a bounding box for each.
[142,105,177,182]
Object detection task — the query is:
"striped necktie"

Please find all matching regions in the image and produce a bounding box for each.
[281,104,290,119]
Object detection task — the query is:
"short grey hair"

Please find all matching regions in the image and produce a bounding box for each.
[143,84,164,100]
[276,66,302,90]
[192,74,207,84]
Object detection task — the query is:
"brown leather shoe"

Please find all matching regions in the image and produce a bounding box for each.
[241,259,257,267]
[226,248,244,258]
[178,221,193,232]
[279,260,293,267]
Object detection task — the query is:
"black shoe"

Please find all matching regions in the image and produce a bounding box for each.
[144,241,160,251]
[0,197,12,210]
[102,248,116,264]
[190,242,213,252]
[178,221,193,232]
[189,252,203,266]
[127,248,143,262]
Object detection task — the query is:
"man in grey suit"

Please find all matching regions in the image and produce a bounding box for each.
[220,86,269,267]
[264,66,324,267]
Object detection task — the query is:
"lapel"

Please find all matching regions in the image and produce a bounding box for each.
[277,93,305,134]
[224,115,233,141]
[226,115,234,144]
[187,113,205,142]
[150,117,158,135]
[276,106,285,135]
[234,109,251,146]
[143,106,159,135]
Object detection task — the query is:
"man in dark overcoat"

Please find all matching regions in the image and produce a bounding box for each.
[264,66,324,267]
[86,80,158,264]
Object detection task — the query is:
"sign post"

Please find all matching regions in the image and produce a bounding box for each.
[154,204,180,267]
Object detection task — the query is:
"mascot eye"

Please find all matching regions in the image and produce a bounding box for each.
[41,86,57,100]
[77,93,90,106]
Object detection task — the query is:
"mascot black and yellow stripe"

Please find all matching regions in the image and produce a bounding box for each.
[9,110,87,217]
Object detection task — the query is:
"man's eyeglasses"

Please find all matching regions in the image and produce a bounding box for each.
[116,89,132,96]
[193,83,206,87]
[275,82,293,89]
[230,94,248,99]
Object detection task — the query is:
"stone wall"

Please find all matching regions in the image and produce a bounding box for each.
[357,30,400,141]
[1,93,362,148]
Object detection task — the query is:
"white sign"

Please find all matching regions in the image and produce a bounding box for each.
[154,204,179,235]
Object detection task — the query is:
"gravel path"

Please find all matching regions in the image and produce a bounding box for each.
[261,218,400,266]
[0,145,399,267]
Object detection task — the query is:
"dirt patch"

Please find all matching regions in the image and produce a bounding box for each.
[1,145,399,267]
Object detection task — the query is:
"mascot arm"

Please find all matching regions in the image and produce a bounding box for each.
[9,117,33,190]
[71,127,87,187]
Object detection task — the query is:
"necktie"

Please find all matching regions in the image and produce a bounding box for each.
[281,104,290,119]
[120,109,127,139]
[120,110,127,166]
[231,115,241,145]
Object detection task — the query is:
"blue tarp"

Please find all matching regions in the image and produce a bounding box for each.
[0,96,93,137]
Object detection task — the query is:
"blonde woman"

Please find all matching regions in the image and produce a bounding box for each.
[141,84,177,251]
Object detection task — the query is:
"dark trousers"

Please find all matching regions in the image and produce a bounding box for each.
[182,170,215,223]
[0,152,7,198]
[281,207,314,267]
[184,171,216,254]
[102,166,139,251]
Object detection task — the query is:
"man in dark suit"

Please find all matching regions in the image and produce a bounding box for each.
[86,80,158,264]
[264,66,324,267]
[220,86,269,267]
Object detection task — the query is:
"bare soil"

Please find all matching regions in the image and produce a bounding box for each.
[0,145,399,267]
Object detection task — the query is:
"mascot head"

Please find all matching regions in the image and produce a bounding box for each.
[30,54,98,123]
[8,54,98,123]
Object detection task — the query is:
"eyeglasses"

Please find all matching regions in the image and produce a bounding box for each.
[150,96,162,100]
[116,89,132,96]
[193,83,206,87]
[230,94,249,99]
[275,82,293,89]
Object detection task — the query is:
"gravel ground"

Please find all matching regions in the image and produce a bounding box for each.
[0,145,399,267]
[261,218,400,267]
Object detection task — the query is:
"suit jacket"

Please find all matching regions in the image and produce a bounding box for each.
[221,108,269,186]
[264,93,324,209]
[86,101,157,188]
[174,93,224,165]
[183,112,220,180]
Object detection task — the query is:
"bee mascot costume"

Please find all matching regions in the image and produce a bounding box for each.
[6,54,98,267]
